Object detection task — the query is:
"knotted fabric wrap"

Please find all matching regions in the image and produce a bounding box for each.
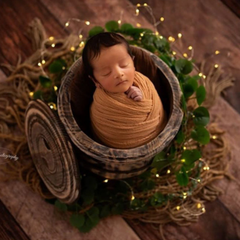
[90,71,167,149]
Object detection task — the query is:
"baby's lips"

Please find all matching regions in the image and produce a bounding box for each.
[116,80,127,86]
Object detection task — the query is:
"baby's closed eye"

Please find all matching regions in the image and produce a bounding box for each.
[102,71,111,76]
[120,63,129,68]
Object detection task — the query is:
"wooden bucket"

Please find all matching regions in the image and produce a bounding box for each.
[58,46,183,179]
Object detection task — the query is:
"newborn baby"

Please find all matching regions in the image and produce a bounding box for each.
[82,32,167,148]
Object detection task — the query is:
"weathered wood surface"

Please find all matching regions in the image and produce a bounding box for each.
[129,0,240,114]
[1,0,240,239]
[222,0,240,18]
[0,180,140,240]
[0,0,67,69]
[0,199,30,240]
[25,100,81,203]
[127,199,240,240]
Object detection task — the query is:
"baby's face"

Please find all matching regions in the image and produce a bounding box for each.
[91,44,135,93]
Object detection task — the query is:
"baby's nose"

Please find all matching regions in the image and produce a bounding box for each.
[114,67,124,78]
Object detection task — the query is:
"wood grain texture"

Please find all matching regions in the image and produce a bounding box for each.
[221,0,240,18]
[127,199,240,240]
[39,0,154,35]
[128,0,240,114]
[0,0,67,69]
[210,98,240,223]
[25,100,80,203]
[0,180,140,240]
[0,199,30,240]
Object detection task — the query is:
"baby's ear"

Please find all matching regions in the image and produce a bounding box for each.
[88,75,101,88]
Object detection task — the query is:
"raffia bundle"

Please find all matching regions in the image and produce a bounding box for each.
[90,71,167,149]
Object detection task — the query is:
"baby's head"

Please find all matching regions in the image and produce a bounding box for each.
[82,32,135,93]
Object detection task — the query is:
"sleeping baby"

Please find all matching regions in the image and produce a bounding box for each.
[82,32,167,149]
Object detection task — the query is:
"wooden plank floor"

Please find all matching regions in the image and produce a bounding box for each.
[0,0,240,239]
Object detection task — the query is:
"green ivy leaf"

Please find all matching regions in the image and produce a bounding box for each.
[49,60,64,73]
[193,107,210,126]
[154,37,170,52]
[191,126,210,145]
[182,83,194,98]
[67,203,81,212]
[39,75,52,88]
[151,151,168,170]
[120,23,133,32]
[70,213,85,228]
[181,95,187,112]
[175,59,193,75]
[33,90,42,100]
[176,129,185,144]
[176,167,189,186]
[80,188,94,205]
[130,199,146,211]
[54,199,67,211]
[160,54,174,67]
[56,58,67,67]
[78,207,100,233]
[150,192,167,206]
[124,28,152,40]
[181,149,201,166]
[186,77,198,91]
[111,203,124,215]
[141,35,156,46]
[140,179,155,191]
[142,44,156,53]
[196,85,206,105]
[88,26,104,37]
[100,205,111,218]
[139,170,151,179]
[105,20,119,32]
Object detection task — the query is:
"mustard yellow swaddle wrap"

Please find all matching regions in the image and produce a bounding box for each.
[90,71,167,149]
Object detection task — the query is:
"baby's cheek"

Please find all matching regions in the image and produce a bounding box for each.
[126,70,135,82]
[103,78,116,89]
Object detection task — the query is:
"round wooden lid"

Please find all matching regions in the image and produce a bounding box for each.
[25,99,80,203]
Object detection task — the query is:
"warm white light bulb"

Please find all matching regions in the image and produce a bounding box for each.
[178,33,182,38]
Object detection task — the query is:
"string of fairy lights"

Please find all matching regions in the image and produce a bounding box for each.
[32,2,222,214]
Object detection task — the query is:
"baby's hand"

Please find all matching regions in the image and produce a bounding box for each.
[125,86,143,101]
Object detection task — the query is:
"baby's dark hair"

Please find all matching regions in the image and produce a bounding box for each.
[82,32,133,79]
